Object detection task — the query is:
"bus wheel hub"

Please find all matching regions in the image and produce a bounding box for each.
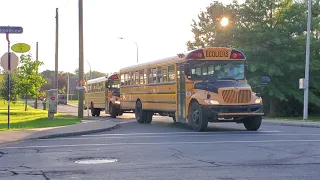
[192,110,200,124]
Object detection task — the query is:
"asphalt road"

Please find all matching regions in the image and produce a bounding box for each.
[1,105,320,179]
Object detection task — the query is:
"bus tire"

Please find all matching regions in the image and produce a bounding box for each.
[172,116,176,123]
[135,100,145,123]
[91,103,96,116]
[96,109,101,116]
[189,101,208,132]
[109,103,117,118]
[144,111,153,124]
[243,116,262,131]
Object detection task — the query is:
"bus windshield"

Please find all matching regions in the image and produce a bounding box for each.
[108,80,120,89]
[188,60,246,81]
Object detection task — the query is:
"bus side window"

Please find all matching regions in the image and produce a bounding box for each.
[168,65,175,82]
[144,69,148,84]
[157,67,163,83]
[129,72,134,85]
[162,66,168,83]
[121,74,125,86]
[135,71,139,85]
[148,68,152,84]
[152,68,157,83]
[101,82,104,91]
[139,70,144,84]
[124,73,129,86]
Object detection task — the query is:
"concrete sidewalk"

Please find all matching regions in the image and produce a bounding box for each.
[0,119,119,145]
[263,119,320,128]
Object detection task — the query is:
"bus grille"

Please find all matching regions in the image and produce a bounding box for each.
[221,89,251,104]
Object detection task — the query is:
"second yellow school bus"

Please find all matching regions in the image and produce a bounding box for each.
[119,47,270,131]
[85,73,122,117]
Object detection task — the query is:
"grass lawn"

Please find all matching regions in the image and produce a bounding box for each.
[0,101,81,131]
[265,116,320,122]
[68,100,78,106]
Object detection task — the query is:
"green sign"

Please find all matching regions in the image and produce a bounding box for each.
[11,43,31,53]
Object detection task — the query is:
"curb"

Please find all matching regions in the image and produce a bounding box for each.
[263,120,320,128]
[66,104,78,108]
[37,123,120,139]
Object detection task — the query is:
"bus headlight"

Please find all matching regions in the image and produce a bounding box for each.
[255,98,262,104]
[204,99,219,105]
[115,101,120,104]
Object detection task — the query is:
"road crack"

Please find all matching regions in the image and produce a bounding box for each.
[26,171,50,180]
[0,151,7,159]
[1,169,19,176]
[170,148,220,166]
[19,163,32,169]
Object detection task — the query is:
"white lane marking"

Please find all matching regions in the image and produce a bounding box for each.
[38,133,320,141]
[81,130,281,137]
[1,139,320,149]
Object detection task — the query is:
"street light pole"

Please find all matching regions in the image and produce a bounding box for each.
[78,0,84,119]
[118,37,139,63]
[134,41,138,64]
[85,59,92,79]
[303,0,312,120]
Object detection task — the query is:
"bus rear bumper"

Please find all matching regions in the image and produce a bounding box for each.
[202,104,264,121]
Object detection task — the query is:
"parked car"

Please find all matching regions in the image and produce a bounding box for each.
[58,94,67,105]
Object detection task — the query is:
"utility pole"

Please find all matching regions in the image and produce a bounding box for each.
[67,73,70,103]
[303,0,312,120]
[35,42,39,109]
[55,8,59,90]
[78,0,84,118]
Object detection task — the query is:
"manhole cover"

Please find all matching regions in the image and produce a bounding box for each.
[75,158,118,164]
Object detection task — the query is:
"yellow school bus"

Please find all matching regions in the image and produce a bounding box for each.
[119,47,270,131]
[85,73,122,117]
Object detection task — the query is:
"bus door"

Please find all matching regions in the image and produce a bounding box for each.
[176,63,186,123]
[105,81,110,114]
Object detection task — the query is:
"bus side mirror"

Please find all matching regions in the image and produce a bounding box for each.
[252,76,270,96]
[261,76,270,84]
[184,63,190,76]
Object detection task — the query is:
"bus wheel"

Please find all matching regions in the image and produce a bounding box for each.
[243,116,262,131]
[172,116,176,123]
[96,109,101,117]
[144,111,153,124]
[90,103,95,116]
[135,101,145,123]
[189,101,208,132]
[109,103,117,118]
[91,108,96,116]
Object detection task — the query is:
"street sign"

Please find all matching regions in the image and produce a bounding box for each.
[0,26,23,34]
[299,78,305,89]
[51,96,55,101]
[0,52,19,72]
[11,43,30,53]
[1,26,24,129]
[76,86,86,91]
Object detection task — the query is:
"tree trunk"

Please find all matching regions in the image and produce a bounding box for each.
[25,96,28,111]
[269,98,277,117]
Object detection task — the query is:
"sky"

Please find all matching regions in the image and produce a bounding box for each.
[0,0,240,74]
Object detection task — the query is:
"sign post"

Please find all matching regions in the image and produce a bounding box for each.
[0,26,23,129]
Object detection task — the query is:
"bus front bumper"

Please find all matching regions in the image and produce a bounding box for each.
[202,104,264,118]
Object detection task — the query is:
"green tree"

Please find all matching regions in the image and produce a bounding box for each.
[0,72,19,104]
[187,0,320,116]
[16,54,47,111]
[87,71,107,79]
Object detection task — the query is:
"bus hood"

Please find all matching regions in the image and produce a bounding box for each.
[194,80,251,93]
